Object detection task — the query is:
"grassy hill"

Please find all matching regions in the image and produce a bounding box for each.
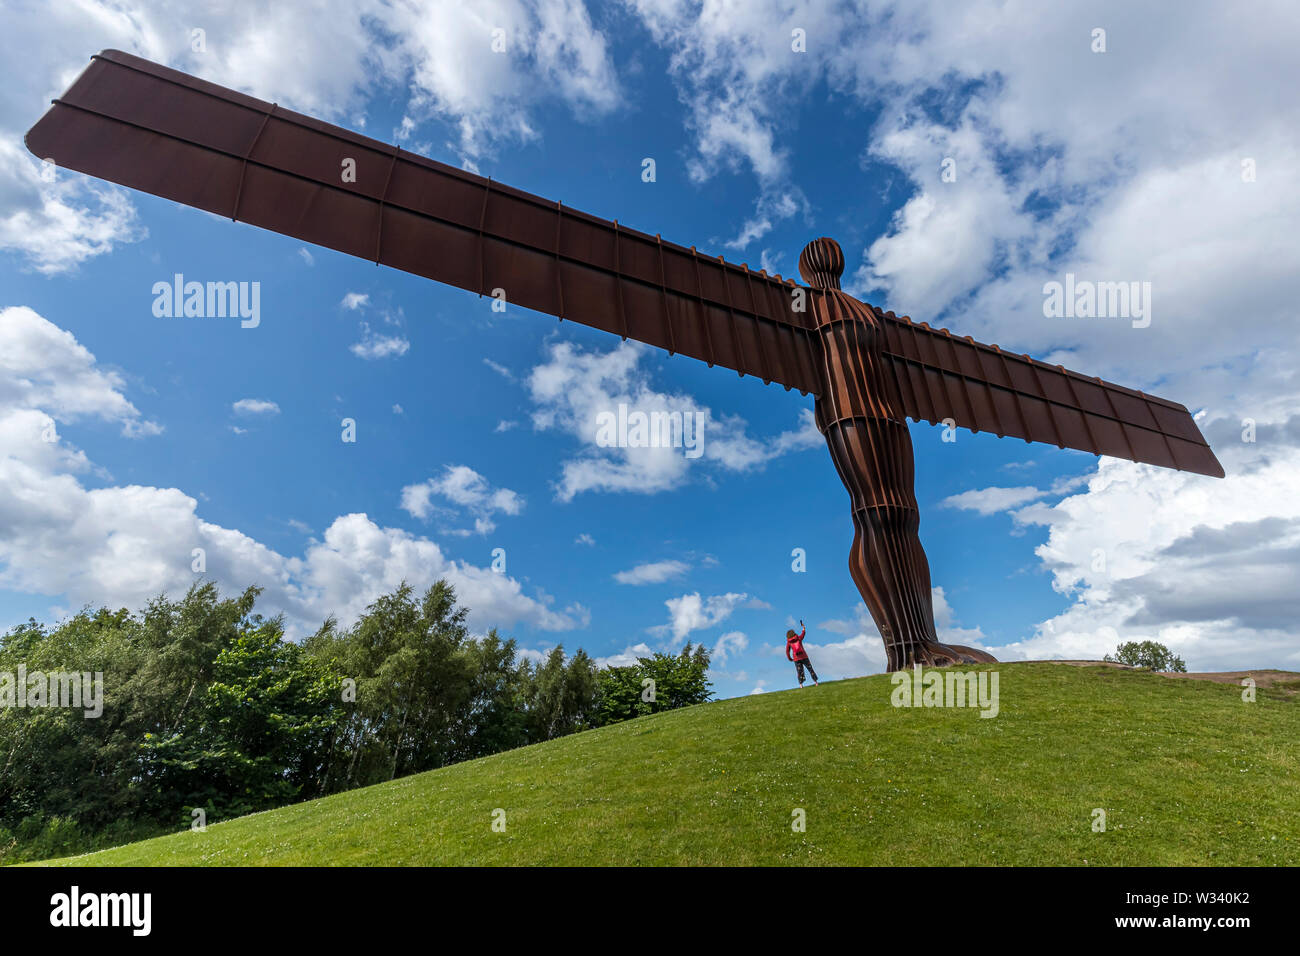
[39,663,1300,866]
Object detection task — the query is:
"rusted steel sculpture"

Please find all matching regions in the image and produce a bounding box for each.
[26,51,1226,670]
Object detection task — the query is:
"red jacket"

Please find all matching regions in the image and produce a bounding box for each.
[786,627,808,661]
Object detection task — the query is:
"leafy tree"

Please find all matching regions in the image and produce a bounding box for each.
[595,643,712,725]
[304,581,480,788]
[1105,640,1187,672]
[520,645,601,742]
[139,616,345,820]
[446,628,528,762]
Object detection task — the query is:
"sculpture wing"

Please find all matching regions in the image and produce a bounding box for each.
[24,50,822,396]
[876,311,1225,478]
[25,51,1223,478]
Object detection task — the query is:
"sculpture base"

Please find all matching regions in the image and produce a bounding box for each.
[890,639,998,671]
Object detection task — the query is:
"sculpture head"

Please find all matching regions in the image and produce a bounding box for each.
[798,236,844,290]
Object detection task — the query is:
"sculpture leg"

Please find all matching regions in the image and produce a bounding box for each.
[819,406,995,671]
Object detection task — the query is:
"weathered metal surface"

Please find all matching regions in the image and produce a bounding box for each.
[804,239,997,668]
[24,50,822,394]
[877,315,1225,478]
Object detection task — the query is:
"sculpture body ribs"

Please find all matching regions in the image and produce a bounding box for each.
[804,238,993,668]
[25,51,1225,671]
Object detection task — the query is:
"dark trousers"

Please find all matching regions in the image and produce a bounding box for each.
[795,656,818,684]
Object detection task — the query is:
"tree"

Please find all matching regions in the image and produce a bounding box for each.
[1105,640,1187,672]
[595,643,712,726]
[520,646,600,742]
[139,616,346,820]
[1,576,671,862]
[446,628,528,762]
[310,581,477,787]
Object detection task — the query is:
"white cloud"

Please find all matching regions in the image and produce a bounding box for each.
[400,464,523,536]
[372,0,621,161]
[350,324,410,359]
[286,512,586,633]
[574,532,595,546]
[654,591,754,642]
[805,632,888,680]
[483,358,514,380]
[527,340,819,501]
[232,398,280,416]
[800,587,987,679]
[613,559,689,585]
[0,305,160,437]
[594,642,654,669]
[941,485,1048,516]
[711,630,748,665]
[0,317,585,639]
[0,307,586,638]
[992,434,1300,671]
[341,292,369,310]
[0,141,146,274]
[723,189,809,252]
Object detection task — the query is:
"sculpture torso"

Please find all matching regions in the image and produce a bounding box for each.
[799,237,992,669]
[799,237,903,427]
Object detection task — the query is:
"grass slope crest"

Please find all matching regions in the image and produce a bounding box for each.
[40,663,1300,867]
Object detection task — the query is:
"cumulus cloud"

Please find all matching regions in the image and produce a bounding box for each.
[286,512,586,633]
[526,340,819,501]
[711,630,748,665]
[350,324,411,360]
[594,642,654,669]
[653,591,758,642]
[989,433,1300,671]
[400,464,523,536]
[796,588,988,680]
[0,307,581,638]
[0,305,160,437]
[0,141,146,274]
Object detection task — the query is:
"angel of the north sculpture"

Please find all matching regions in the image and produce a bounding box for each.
[25,51,1226,671]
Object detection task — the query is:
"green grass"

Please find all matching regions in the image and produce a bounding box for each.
[37,663,1300,866]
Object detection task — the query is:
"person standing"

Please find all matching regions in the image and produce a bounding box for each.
[786,619,819,687]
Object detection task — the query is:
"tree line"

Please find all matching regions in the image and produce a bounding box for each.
[0,580,711,862]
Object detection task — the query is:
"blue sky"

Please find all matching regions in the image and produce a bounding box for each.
[3,1,1299,691]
